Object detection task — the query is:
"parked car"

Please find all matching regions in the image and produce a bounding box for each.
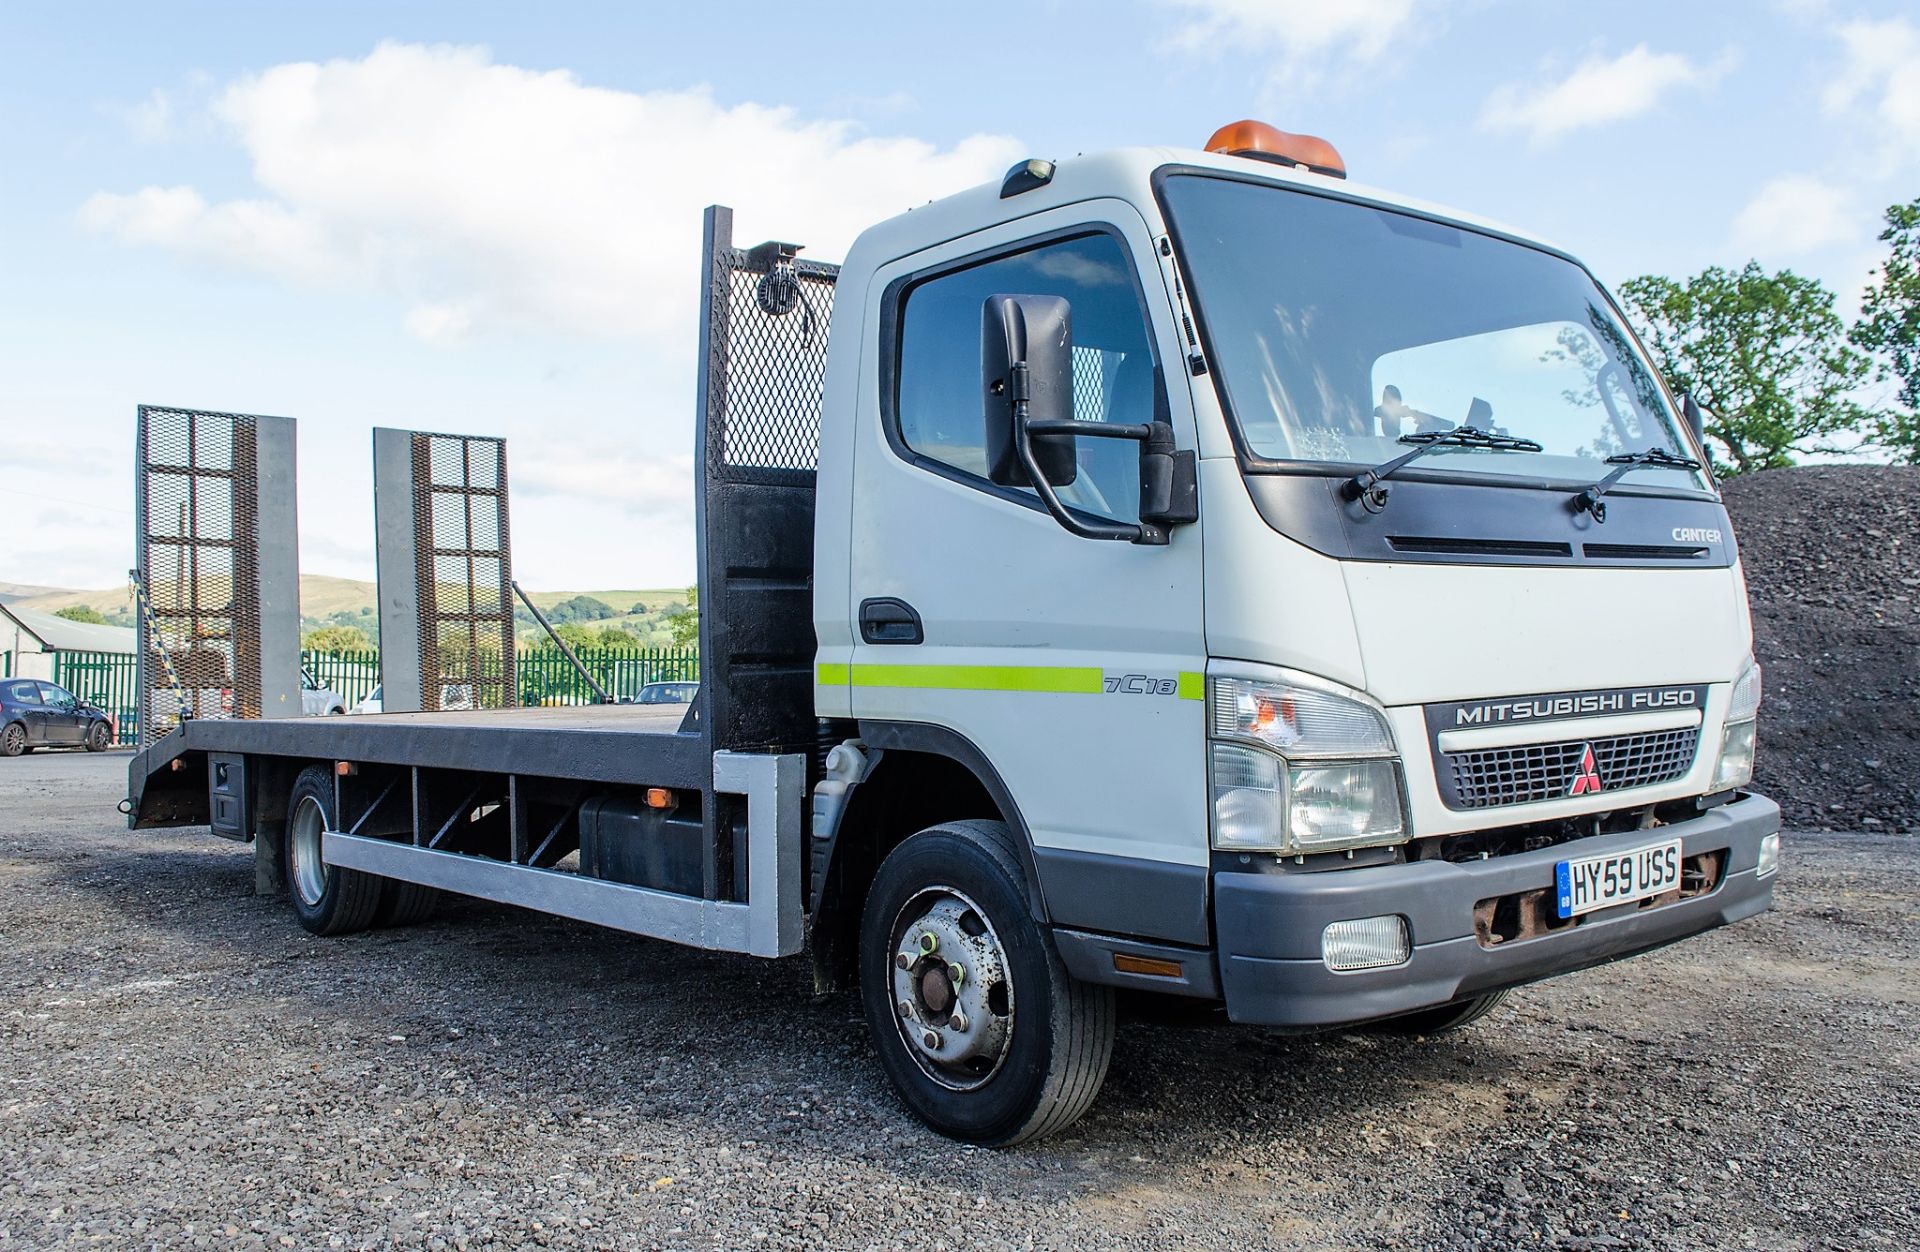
[634,680,698,705]
[301,669,347,716]
[1,678,115,755]
[350,684,473,714]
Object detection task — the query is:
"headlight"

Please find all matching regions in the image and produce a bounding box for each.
[1711,718,1756,791]
[1208,674,1406,854]
[1712,657,1762,791]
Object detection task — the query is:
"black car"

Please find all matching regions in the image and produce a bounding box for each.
[1,678,115,755]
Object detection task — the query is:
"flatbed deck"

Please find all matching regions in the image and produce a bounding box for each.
[130,703,706,793]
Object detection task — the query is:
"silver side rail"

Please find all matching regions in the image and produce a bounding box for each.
[322,751,805,957]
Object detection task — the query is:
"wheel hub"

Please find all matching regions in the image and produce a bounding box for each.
[890,891,1013,1090]
[288,795,330,907]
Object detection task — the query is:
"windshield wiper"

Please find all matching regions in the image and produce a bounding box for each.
[1571,446,1703,523]
[1343,426,1545,511]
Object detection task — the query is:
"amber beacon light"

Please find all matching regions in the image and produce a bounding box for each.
[1204,119,1347,179]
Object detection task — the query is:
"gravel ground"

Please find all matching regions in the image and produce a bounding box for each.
[1723,465,1920,832]
[3,752,1916,1250]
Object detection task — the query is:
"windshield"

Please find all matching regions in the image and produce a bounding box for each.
[1159,173,1706,491]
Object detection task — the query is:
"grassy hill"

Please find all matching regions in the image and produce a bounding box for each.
[4,577,691,648]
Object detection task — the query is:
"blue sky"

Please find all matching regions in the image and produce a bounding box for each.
[3,1,1915,589]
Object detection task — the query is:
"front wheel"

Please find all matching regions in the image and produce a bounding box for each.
[859,820,1114,1146]
[84,722,110,752]
[1365,990,1509,1036]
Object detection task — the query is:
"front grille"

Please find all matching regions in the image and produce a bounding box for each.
[1441,726,1700,810]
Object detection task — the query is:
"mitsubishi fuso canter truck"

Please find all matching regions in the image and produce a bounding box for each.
[126,120,1780,1146]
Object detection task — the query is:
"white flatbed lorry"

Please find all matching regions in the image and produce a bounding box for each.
[128,121,1779,1145]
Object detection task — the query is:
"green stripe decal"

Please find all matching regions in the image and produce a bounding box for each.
[851,663,1103,693]
[821,661,1209,699]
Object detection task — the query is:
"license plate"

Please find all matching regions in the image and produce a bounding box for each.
[1554,839,1683,919]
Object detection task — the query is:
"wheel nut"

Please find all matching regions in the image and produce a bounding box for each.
[898,1000,913,1019]
[921,1029,941,1050]
[948,1011,968,1031]
[947,961,966,986]
[918,932,939,954]
[895,952,911,969]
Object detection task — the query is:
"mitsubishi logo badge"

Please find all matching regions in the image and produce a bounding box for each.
[1569,744,1604,796]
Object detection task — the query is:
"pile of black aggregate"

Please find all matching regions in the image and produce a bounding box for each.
[1721,464,1920,831]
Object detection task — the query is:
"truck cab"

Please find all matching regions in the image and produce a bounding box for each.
[806,127,1776,1134]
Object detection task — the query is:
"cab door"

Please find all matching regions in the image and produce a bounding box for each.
[841,204,1210,944]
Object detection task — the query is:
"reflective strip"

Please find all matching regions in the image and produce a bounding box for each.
[818,661,1205,699]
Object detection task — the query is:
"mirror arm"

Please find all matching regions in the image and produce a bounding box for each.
[1014,410,1147,543]
[1024,418,1154,442]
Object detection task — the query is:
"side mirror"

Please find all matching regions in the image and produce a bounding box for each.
[982,294,1076,488]
[1138,376,1199,531]
[1682,393,1706,447]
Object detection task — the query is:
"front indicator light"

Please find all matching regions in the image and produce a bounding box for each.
[1757,832,1780,878]
[1323,916,1410,972]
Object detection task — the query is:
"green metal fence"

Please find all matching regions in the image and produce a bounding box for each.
[300,647,700,710]
[15,647,697,748]
[301,649,381,708]
[53,650,141,745]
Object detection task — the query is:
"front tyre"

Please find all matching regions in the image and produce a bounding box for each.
[282,765,383,936]
[85,722,110,752]
[859,820,1114,1146]
[1365,990,1509,1036]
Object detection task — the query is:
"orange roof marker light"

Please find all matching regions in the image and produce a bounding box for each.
[1205,120,1347,180]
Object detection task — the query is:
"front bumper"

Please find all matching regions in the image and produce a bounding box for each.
[1214,793,1780,1027]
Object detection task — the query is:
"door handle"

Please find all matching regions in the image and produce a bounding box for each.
[859,597,923,645]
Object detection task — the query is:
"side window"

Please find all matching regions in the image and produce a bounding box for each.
[39,683,76,709]
[895,232,1160,522]
[8,682,40,705]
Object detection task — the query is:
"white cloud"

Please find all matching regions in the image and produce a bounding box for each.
[1479,44,1735,147]
[121,88,175,143]
[79,42,1023,347]
[515,447,694,523]
[1159,0,1430,78]
[1730,175,1860,257]
[1822,18,1920,155]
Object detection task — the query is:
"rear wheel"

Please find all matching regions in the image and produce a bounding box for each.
[376,879,441,927]
[282,765,382,936]
[84,722,110,752]
[1366,990,1509,1036]
[1,722,26,757]
[859,820,1114,1146]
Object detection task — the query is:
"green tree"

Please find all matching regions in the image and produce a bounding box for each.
[626,601,649,616]
[549,594,614,624]
[303,623,373,652]
[665,585,699,647]
[1618,263,1873,473]
[54,605,108,625]
[1851,197,1920,464]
